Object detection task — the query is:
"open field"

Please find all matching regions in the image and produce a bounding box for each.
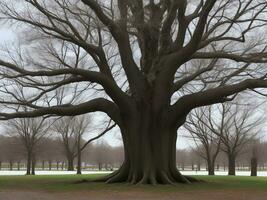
[0,175,267,200]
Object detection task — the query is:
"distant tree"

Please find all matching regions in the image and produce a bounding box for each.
[184,106,221,175]
[195,103,263,175]
[5,117,50,175]
[248,139,262,177]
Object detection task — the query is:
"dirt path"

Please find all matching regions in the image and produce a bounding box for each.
[0,189,266,200]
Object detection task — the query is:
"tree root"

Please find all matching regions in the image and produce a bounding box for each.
[73,169,203,185]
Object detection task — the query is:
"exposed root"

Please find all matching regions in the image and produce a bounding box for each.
[73,167,202,185]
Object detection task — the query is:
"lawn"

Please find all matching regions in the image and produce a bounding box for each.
[0,175,267,200]
[0,174,267,192]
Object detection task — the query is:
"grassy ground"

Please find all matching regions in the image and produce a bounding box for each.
[0,174,267,192]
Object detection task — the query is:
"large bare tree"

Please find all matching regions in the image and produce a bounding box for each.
[0,0,266,184]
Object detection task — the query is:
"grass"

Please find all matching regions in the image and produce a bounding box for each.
[0,174,267,193]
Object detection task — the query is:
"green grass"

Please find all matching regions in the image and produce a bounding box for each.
[0,174,267,192]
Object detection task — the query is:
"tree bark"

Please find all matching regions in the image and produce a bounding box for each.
[99,116,196,185]
[250,157,257,177]
[228,154,236,176]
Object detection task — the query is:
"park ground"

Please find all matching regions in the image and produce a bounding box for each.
[0,174,267,200]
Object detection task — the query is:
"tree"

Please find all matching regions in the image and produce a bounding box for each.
[248,139,262,177]
[53,117,81,171]
[74,115,91,174]
[5,117,49,175]
[184,107,221,175]
[0,1,267,184]
[197,103,263,175]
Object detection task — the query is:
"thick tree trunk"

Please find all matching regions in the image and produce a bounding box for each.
[99,116,196,185]
[250,157,257,177]
[228,154,236,176]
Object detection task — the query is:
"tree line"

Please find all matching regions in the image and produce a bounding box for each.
[0,135,124,173]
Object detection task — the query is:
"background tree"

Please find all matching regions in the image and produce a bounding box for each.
[184,107,221,175]
[5,117,49,175]
[198,103,263,175]
[53,117,80,171]
[0,0,267,184]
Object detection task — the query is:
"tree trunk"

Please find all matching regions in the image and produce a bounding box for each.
[207,160,215,176]
[9,161,13,171]
[228,154,236,176]
[197,162,201,171]
[42,160,45,170]
[99,117,196,185]
[56,161,59,170]
[67,157,74,171]
[98,163,102,171]
[26,150,32,175]
[31,158,36,175]
[77,136,82,175]
[0,161,2,170]
[17,162,20,171]
[48,161,52,170]
[250,157,257,177]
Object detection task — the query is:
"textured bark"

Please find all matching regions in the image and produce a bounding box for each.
[98,113,196,185]
[228,154,236,176]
